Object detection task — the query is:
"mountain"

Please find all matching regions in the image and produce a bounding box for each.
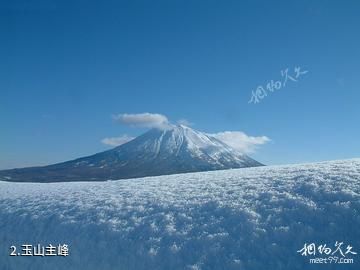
[0,125,263,182]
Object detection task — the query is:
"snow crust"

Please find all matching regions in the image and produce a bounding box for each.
[0,159,359,269]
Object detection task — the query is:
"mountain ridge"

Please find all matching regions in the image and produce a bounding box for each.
[0,125,263,182]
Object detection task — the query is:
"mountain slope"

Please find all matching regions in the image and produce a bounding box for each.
[0,125,263,182]
[0,159,359,270]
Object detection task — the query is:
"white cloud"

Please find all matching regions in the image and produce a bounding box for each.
[101,135,135,147]
[177,119,193,126]
[113,113,169,129]
[210,131,270,154]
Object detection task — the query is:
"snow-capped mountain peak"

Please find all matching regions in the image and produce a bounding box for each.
[0,125,263,182]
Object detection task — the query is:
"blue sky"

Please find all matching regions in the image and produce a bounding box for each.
[1,0,360,169]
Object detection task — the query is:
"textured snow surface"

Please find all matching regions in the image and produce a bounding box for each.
[1,159,360,270]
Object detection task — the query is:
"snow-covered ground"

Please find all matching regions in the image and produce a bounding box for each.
[1,159,359,270]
